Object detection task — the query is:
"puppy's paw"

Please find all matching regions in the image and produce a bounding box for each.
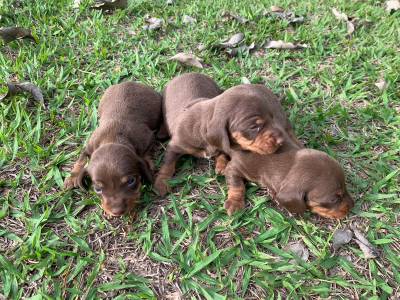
[64,176,78,189]
[215,155,228,175]
[154,176,171,197]
[224,199,245,216]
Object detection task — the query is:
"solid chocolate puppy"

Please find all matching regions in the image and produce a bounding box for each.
[64,82,162,217]
[224,141,354,219]
[155,73,294,195]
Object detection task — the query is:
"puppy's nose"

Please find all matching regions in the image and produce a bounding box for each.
[110,206,126,216]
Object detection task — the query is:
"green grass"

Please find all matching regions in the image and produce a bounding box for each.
[1,0,399,299]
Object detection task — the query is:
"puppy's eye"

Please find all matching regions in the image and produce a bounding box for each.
[250,124,261,132]
[127,177,137,188]
[93,186,102,194]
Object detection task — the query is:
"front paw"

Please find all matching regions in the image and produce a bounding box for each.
[154,176,171,197]
[64,176,78,189]
[224,198,245,216]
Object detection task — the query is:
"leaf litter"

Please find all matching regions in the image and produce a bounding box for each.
[143,17,164,30]
[332,229,353,251]
[182,15,196,25]
[91,0,128,11]
[264,7,305,25]
[265,40,308,50]
[170,53,203,68]
[386,0,400,12]
[0,82,44,103]
[0,27,36,43]
[331,8,355,35]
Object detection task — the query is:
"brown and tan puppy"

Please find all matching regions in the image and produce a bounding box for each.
[224,137,354,219]
[155,73,294,195]
[64,82,162,217]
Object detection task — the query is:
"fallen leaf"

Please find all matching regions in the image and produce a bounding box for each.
[285,241,309,262]
[331,8,348,21]
[332,229,353,250]
[266,10,305,24]
[170,53,203,68]
[182,15,196,24]
[265,40,308,49]
[0,27,36,43]
[220,32,244,48]
[73,0,81,9]
[346,21,355,35]
[227,42,255,57]
[222,11,249,24]
[166,0,175,4]
[91,0,127,10]
[353,228,378,259]
[143,17,164,30]
[0,82,44,103]
[386,0,400,12]
[241,77,251,84]
[375,79,388,90]
[270,5,284,13]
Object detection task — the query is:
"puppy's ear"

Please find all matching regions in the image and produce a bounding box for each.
[206,114,231,153]
[139,158,153,184]
[275,182,307,214]
[77,168,91,190]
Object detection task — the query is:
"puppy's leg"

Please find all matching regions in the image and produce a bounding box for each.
[215,153,229,175]
[224,165,245,216]
[64,151,88,189]
[154,144,183,196]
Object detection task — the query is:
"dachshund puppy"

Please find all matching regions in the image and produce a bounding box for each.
[224,142,354,219]
[64,82,162,217]
[155,73,294,195]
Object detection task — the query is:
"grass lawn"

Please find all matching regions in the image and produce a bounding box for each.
[1,0,399,298]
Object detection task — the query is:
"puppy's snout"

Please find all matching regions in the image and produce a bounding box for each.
[110,205,126,216]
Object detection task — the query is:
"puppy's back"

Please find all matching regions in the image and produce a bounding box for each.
[99,81,162,131]
[163,73,222,131]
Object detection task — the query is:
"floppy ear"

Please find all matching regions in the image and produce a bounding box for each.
[77,168,91,190]
[139,158,153,184]
[206,113,231,153]
[275,181,307,214]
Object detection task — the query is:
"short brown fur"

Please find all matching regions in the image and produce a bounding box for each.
[64,82,162,216]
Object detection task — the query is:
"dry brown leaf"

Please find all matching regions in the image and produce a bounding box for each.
[266,10,305,24]
[221,11,249,24]
[182,15,196,24]
[386,0,400,12]
[353,228,378,259]
[332,229,353,251]
[165,292,182,300]
[0,82,44,103]
[227,42,255,57]
[375,79,388,90]
[270,5,284,13]
[285,241,309,262]
[265,40,308,50]
[331,8,348,21]
[346,21,355,35]
[170,53,203,68]
[220,32,244,48]
[0,27,36,43]
[143,17,164,30]
[91,0,127,10]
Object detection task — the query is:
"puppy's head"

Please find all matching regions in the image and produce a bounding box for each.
[275,149,354,219]
[76,144,152,217]
[207,85,285,155]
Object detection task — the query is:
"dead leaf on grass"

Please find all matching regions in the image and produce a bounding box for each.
[91,0,127,10]
[265,40,308,50]
[0,27,36,43]
[73,0,81,9]
[375,79,388,90]
[166,0,175,5]
[386,0,400,12]
[165,291,182,300]
[265,10,305,24]
[331,8,355,35]
[332,229,353,251]
[0,82,44,103]
[182,15,196,25]
[221,11,249,24]
[270,5,284,13]
[143,17,164,30]
[170,53,203,68]
[227,42,255,57]
[353,228,378,259]
[285,241,309,262]
[220,32,244,48]
[332,8,348,21]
